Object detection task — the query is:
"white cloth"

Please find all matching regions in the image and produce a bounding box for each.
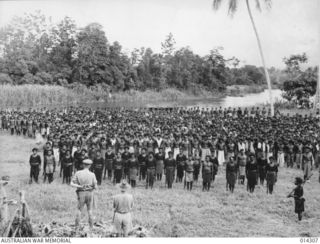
[217,150,225,165]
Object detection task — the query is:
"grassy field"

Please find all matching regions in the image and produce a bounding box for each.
[1,132,320,237]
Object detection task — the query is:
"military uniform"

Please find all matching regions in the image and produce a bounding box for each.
[72,166,97,228]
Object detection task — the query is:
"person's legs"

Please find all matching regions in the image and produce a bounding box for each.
[49,173,53,183]
[122,213,132,237]
[75,193,85,229]
[103,165,107,180]
[150,173,154,189]
[108,170,112,180]
[97,169,102,185]
[29,167,33,183]
[34,166,39,183]
[146,172,149,189]
[85,193,94,229]
[231,185,234,193]
[113,213,123,237]
[75,209,82,229]
[270,184,273,194]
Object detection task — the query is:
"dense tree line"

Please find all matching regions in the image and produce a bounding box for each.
[0,12,287,92]
[282,53,318,107]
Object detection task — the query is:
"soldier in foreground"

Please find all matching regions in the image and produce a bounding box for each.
[113,180,134,237]
[71,159,97,230]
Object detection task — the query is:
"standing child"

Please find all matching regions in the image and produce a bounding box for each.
[287,177,305,221]
[62,150,74,184]
[44,150,56,183]
[29,148,41,184]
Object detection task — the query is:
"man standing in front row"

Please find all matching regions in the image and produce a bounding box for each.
[113,180,134,237]
[71,159,97,230]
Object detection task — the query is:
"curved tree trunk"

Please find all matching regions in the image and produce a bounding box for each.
[314,65,320,110]
[246,0,274,116]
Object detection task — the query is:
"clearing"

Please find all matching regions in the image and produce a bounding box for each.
[0,132,319,237]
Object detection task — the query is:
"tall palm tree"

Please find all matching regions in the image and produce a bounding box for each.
[314,66,320,110]
[213,0,274,116]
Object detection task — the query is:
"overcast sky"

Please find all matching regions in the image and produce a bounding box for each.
[0,0,319,68]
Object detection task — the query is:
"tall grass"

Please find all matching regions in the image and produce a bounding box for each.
[0,85,216,109]
[0,84,104,109]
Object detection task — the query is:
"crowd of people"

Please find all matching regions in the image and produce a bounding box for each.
[1,105,320,228]
[1,106,320,192]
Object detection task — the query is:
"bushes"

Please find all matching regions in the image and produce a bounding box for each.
[0,73,13,84]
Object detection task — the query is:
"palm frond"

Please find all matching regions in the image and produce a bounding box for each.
[264,0,272,10]
[228,0,238,16]
[212,0,223,11]
[255,0,261,12]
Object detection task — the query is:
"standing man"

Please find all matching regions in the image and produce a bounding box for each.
[146,153,156,189]
[104,146,115,180]
[226,156,237,193]
[113,180,134,237]
[93,151,104,185]
[246,153,258,193]
[184,156,194,191]
[237,149,247,185]
[265,156,278,194]
[29,148,41,184]
[176,149,186,183]
[164,151,176,189]
[71,159,97,230]
[73,145,82,172]
[202,156,212,191]
[302,145,313,181]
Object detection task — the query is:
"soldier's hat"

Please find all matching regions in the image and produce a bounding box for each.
[118,180,131,192]
[83,159,93,165]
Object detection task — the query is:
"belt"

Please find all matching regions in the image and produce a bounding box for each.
[77,189,93,193]
[116,211,129,214]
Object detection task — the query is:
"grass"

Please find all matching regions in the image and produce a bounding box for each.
[1,132,320,237]
[0,84,105,109]
[0,84,217,109]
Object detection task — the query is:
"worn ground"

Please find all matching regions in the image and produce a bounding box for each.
[0,132,319,237]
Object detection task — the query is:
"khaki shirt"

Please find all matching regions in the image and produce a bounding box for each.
[113,193,134,214]
[72,168,97,190]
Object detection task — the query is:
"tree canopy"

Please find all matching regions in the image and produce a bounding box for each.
[0,11,300,93]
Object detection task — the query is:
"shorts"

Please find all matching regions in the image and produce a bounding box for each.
[114,212,132,235]
[77,191,93,211]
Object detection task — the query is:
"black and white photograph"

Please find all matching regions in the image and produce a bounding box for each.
[0,0,319,240]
